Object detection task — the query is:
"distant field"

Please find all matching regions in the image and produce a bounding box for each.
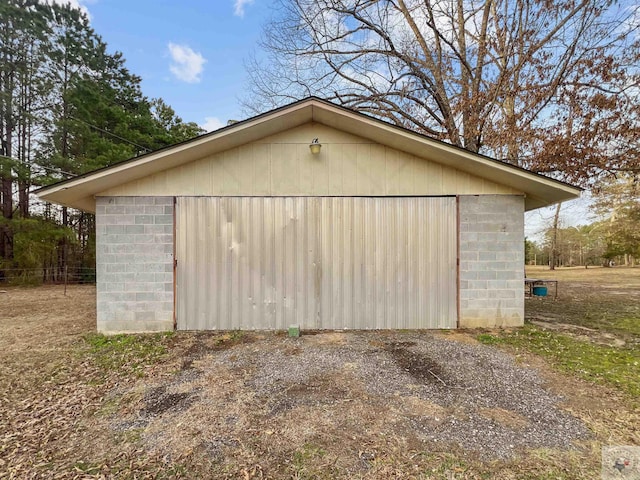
[526,265,640,286]
[525,266,640,337]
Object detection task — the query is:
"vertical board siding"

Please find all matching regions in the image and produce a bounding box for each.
[176,197,457,330]
[98,123,521,199]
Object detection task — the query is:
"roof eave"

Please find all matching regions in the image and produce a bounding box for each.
[36,97,581,213]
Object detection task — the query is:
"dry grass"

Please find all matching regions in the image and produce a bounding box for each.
[0,279,638,479]
[525,265,640,338]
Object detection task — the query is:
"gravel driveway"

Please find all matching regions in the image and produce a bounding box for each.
[116,330,589,468]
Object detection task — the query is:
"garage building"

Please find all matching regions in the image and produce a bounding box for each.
[36,97,580,333]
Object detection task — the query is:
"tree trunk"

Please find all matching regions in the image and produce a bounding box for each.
[549,202,562,270]
[58,206,68,275]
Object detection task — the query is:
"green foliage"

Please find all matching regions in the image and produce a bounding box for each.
[476,333,501,345]
[0,0,203,276]
[477,325,640,398]
[151,97,205,144]
[9,216,75,268]
[85,332,172,377]
[290,443,332,479]
[0,216,76,283]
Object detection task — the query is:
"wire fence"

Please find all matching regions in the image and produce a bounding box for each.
[0,267,96,287]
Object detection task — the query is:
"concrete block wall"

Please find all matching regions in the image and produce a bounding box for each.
[95,196,174,333]
[459,195,525,327]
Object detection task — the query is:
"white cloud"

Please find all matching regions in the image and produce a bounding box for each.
[167,43,206,83]
[234,0,254,17]
[201,117,225,132]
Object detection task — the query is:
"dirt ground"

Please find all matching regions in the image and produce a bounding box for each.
[0,277,638,479]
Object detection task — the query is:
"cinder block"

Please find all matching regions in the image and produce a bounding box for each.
[124,206,141,214]
[135,196,156,205]
[464,232,479,242]
[105,205,126,214]
[159,291,173,302]
[112,197,136,205]
[478,232,499,242]
[479,251,497,261]
[468,299,489,309]
[143,263,166,273]
[134,272,156,283]
[135,215,154,225]
[460,289,478,299]
[106,225,126,234]
[160,301,174,312]
[135,311,156,322]
[104,282,124,292]
[98,272,117,283]
[154,272,173,283]
[111,292,137,302]
[460,251,478,261]
[100,215,118,225]
[471,280,487,289]
[459,270,478,281]
[486,279,508,289]
[115,215,135,225]
[155,234,173,244]
[122,244,141,254]
[135,234,155,244]
[125,225,145,234]
[143,205,166,214]
[500,270,524,280]
[154,214,172,225]
[477,270,497,280]
[144,224,166,234]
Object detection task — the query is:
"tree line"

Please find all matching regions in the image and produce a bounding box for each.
[0,1,203,282]
[528,180,640,268]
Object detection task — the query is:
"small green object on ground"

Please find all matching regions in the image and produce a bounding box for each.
[288,325,300,337]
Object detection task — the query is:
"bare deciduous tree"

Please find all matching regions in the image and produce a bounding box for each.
[245,0,639,184]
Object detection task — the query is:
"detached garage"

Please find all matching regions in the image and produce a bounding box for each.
[36,97,580,333]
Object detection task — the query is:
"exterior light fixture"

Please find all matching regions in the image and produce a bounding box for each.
[309,138,322,155]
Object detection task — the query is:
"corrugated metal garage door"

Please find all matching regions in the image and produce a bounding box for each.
[176,197,457,330]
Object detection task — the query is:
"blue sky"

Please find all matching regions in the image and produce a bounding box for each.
[75,0,271,131]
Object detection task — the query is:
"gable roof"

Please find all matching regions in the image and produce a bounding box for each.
[36,96,581,212]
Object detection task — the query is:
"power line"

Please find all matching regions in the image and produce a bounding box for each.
[1,155,75,177]
[37,164,75,177]
[69,116,152,153]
